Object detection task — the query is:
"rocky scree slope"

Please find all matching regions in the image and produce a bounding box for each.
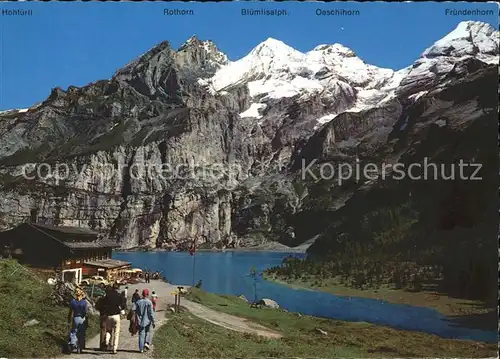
[0,21,498,250]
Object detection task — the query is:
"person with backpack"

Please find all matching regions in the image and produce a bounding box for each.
[94,294,111,351]
[127,305,139,336]
[132,289,140,304]
[68,287,89,354]
[132,289,156,353]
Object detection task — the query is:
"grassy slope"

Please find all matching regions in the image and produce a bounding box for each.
[0,260,98,358]
[153,288,496,358]
[154,311,361,359]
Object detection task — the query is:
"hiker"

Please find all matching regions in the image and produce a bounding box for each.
[123,286,129,300]
[151,291,158,312]
[132,289,156,353]
[68,287,88,353]
[128,305,139,336]
[94,294,110,351]
[121,290,128,311]
[195,279,202,288]
[132,289,140,303]
[145,272,150,283]
[99,285,123,354]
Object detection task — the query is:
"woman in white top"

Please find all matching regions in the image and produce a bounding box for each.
[151,291,158,312]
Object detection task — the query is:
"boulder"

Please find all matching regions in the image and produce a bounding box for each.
[257,298,279,309]
[23,319,40,327]
[315,328,328,336]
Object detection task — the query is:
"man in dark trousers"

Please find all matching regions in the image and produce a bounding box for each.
[98,286,124,354]
[94,295,108,351]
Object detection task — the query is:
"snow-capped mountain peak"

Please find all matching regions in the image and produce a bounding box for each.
[211,36,391,100]
[210,36,401,115]
[249,37,304,60]
[310,43,357,58]
[211,37,310,92]
[208,21,498,120]
[399,21,499,100]
[422,21,499,61]
[306,42,395,90]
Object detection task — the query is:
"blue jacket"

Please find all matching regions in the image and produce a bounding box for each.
[132,298,155,327]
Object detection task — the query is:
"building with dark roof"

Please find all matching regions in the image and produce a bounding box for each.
[0,222,130,284]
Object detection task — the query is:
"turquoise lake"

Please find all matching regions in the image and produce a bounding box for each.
[114,251,497,343]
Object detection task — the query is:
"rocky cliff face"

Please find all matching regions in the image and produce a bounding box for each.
[0,21,498,249]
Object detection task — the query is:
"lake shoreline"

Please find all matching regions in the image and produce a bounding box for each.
[115,243,310,254]
[152,288,497,358]
[263,273,497,332]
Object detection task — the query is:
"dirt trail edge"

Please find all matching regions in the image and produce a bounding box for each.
[182,300,282,339]
[55,281,280,359]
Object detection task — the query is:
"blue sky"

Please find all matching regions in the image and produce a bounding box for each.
[1,2,498,110]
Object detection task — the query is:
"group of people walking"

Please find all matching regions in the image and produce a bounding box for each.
[68,283,159,354]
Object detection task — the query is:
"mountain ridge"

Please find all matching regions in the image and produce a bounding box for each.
[4,21,497,127]
[0,20,497,251]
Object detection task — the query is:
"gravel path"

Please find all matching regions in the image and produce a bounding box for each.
[56,280,280,358]
[181,300,282,338]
